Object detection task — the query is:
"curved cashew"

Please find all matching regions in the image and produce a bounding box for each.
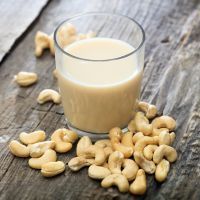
[29,141,55,158]
[135,136,158,152]
[29,149,57,169]
[153,144,177,164]
[19,130,46,145]
[95,139,112,148]
[152,116,176,131]
[135,112,153,135]
[143,145,158,160]
[138,101,157,119]
[121,131,134,151]
[68,156,94,171]
[109,127,133,158]
[14,71,38,87]
[122,159,139,181]
[108,151,124,174]
[132,132,144,144]
[129,169,147,195]
[9,140,29,157]
[76,136,92,156]
[155,159,170,182]
[51,129,76,153]
[88,164,111,179]
[159,130,171,145]
[35,31,50,57]
[134,151,156,174]
[37,89,61,104]
[41,161,65,177]
[101,174,129,193]
[83,145,106,165]
[128,119,136,133]
[152,128,169,136]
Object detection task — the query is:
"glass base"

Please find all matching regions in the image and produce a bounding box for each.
[66,118,128,141]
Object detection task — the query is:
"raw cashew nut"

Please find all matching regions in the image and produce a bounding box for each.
[122,159,139,181]
[19,130,46,145]
[29,141,55,158]
[14,71,38,87]
[143,145,158,160]
[129,169,147,195]
[83,145,106,165]
[138,101,157,119]
[101,174,129,193]
[37,89,61,104]
[95,139,112,148]
[68,156,94,171]
[35,31,50,57]
[9,140,29,157]
[135,112,153,135]
[153,144,177,164]
[51,129,77,153]
[108,151,124,174]
[132,132,144,144]
[152,128,169,136]
[109,127,133,158]
[159,130,171,145]
[41,161,65,177]
[128,119,136,132]
[29,149,57,169]
[135,136,158,152]
[134,151,156,174]
[152,116,176,131]
[88,164,111,179]
[155,159,170,182]
[121,131,134,151]
[76,136,92,156]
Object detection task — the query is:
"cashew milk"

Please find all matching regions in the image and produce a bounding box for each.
[57,38,143,133]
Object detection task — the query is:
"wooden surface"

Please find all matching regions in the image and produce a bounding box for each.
[0,0,200,199]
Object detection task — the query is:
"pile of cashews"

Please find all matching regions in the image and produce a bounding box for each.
[9,128,78,177]
[8,101,178,195]
[67,101,178,195]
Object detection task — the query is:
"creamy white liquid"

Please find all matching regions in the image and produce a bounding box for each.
[57,38,143,133]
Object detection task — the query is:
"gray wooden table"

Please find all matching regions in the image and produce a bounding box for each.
[0,0,200,199]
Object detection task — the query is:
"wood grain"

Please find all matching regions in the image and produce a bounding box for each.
[0,0,199,199]
[0,0,50,62]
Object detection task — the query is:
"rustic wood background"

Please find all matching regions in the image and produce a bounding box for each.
[0,0,199,199]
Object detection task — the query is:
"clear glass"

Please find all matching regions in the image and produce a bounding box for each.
[54,12,145,139]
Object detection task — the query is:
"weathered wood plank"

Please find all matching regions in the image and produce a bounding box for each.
[0,0,50,62]
[0,0,199,199]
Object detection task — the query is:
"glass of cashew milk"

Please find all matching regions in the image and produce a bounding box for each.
[54,13,145,139]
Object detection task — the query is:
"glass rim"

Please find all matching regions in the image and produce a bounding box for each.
[54,12,145,62]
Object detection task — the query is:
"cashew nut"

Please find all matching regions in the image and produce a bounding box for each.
[68,156,94,171]
[153,144,177,164]
[152,116,176,131]
[109,127,133,158]
[143,145,158,160]
[135,112,153,135]
[129,169,147,195]
[14,71,38,87]
[51,129,77,153]
[128,119,136,132]
[35,31,50,57]
[29,141,55,158]
[159,130,171,145]
[122,159,139,181]
[132,132,144,144]
[41,161,65,177]
[37,89,61,104]
[9,140,30,157]
[95,139,112,148]
[76,136,92,156]
[155,159,170,182]
[108,151,124,174]
[103,146,113,158]
[138,101,157,119]
[121,131,134,151]
[170,132,176,144]
[29,149,57,169]
[19,130,46,145]
[88,164,111,179]
[101,174,129,193]
[152,128,169,136]
[83,145,106,165]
